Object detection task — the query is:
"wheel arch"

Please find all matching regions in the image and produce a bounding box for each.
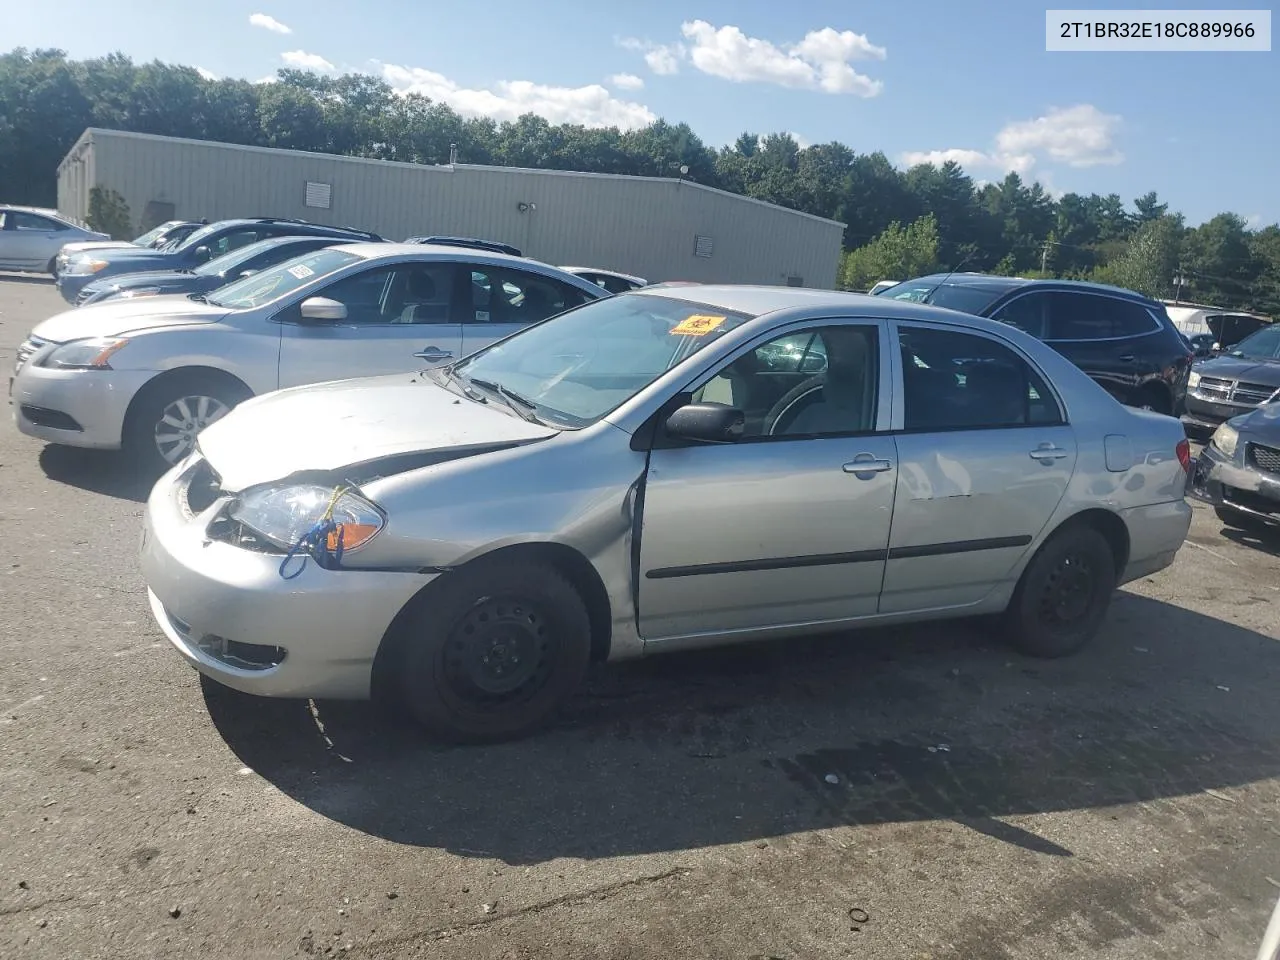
[371,540,614,701]
[1041,507,1131,576]
[122,365,254,437]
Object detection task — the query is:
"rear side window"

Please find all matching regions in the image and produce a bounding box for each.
[898,327,1063,431]
[466,267,595,325]
[1048,292,1159,340]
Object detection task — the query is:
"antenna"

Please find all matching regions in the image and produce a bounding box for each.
[920,250,975,304]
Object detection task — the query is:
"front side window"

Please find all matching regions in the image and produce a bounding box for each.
[204,249,362,308]
[443,295,752,427]
[133,222,176,247]
[899,327,1062,431]
[9,212,62,231]
[465,267,594,325]
[308,262,458,324]
[692,325,878,438]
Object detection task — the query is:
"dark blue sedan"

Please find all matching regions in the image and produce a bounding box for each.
[75,236,355,306]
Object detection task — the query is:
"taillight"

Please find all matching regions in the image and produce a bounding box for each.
[1176,438,1191,473]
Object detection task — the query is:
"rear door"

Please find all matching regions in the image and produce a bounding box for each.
[459,265,597,357]
[880,322,1077,613]
[276,260,463,388]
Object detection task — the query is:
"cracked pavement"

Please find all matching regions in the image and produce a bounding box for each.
[2,275,1279,958]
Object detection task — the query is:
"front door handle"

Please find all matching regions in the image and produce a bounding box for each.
[1117,354,1136,363]
[1028,444,1069,461]
[843,454,893,475]
[414,347,453,361]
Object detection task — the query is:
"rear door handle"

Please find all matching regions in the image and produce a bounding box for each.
[1028,445,1069,461]
[843,454,893,475]
[414,347,453,361]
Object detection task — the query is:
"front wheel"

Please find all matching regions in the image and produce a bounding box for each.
[122,374,250,473]
[395,561,592,743]
[1003,525,1117,658]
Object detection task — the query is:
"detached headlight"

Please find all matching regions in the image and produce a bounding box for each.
[37,337,129,370]
[66,258,110,276]
[1188,371,1201,389]
[228,484,384,553]
[1211,422,1239,458]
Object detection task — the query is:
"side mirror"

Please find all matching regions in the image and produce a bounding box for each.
[193,245,212,263]
[299,296,348,321]
[664,402,745,443]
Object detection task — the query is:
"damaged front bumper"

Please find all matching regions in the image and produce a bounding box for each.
[141,457,437,699]
[1187,442,1280,527]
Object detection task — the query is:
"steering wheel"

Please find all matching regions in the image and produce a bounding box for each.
[762,375,825,436]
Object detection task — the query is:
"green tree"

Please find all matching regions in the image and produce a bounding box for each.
[86,185,132,238]
[1091,214,1184,299]
[839,214,939,291]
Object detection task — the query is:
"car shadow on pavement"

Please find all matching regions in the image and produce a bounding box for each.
[1218,524,1280,558]
[38,445,154,502]
[204,593,1280,866]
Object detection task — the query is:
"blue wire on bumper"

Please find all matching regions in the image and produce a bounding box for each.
[279,519,346,580]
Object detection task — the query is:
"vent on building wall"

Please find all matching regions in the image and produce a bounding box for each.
[305,181,332,209]
[694,235,713,258]
[786,275,804,287]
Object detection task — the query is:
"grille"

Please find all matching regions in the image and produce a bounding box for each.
[14,335,47,375]
[1195,376,1278,406]
[1248,443,1280,476]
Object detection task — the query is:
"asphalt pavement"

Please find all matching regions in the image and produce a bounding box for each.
[2,274,1280,959]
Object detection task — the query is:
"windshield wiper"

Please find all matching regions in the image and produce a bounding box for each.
[466,377,543,423]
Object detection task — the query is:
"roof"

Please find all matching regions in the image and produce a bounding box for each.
[901,272,1161,304]
[60,128,847,230]
[561,266,648,284]
[628,283,990,321]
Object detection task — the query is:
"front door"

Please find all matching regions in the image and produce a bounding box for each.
[638,321,896,641]
[459,265,598,358]
[276,261,463,389]
[880,322,1077,613]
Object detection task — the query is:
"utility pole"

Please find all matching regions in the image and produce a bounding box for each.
[1041,240,1049,274]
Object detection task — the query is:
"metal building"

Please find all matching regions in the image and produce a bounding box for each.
[57,128,845,288]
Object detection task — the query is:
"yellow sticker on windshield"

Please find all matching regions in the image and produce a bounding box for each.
[670,314,727,337]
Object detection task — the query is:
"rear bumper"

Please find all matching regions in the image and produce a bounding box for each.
[1117,499,1193,585]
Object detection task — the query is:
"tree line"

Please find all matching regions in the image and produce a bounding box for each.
[2,47,1276,314]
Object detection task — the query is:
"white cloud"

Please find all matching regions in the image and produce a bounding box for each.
[1245,213,1262,229]
[902,103,1122,188]
[254,74,279,85]
[195,66,218,81]
[608,72,645,90]
[381,64,656,130]
[618,37,684,75]
[281,50,335,72]
[675,20,885,96]
[789,131,811,149]
[994,104,1123,168]
[249,13,291,34]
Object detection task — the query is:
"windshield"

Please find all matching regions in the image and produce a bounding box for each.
[195,238,289,277]
[445,294,752,427]
[133,222,174,247]
[1228,324,1280,360]
[877,278,1007,316]
[173,221,225,252]
[205,249,362,309]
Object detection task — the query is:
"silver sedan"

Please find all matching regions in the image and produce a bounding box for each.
[140,285,1194,742]
[0,206,110,274]
[11,243,608,470]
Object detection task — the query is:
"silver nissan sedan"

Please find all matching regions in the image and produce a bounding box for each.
[140,285,1194,742]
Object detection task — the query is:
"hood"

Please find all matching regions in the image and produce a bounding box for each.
[197,373,559,491]
[62,240,133,254]
[94,269,205,293]
[1195,353,1280,386]
[1232,401,1280,439]
[31,296,231,342]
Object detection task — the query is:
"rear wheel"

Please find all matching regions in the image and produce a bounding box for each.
[1003,525,1117,658]
[395,560,592,743]
[123,373,250,473]
[46,257,58,277]
[1136,384,1172,415]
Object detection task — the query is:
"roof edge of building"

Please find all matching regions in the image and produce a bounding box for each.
[63,127,847,229]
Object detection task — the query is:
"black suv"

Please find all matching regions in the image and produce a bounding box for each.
[877,275,1194,414]
[57,217,384,305]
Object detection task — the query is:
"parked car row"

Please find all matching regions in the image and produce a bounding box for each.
[7,229,1196,744]
[0,205,112,274]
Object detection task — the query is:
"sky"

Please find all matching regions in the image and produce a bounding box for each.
[6,0,1276,227]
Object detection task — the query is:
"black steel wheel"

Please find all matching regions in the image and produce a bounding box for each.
[1004,524,1117,658]
[396,560,592,743]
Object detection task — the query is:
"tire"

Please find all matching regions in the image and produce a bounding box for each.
[1003,524,1117,659]
[395,560,592,743]
[1136,385,1172,416]
[46,257,59,277]
[122,373,250,474]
